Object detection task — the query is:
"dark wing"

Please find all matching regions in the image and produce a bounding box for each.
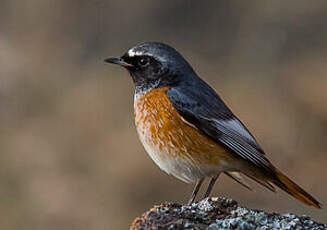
[166,81,273,174]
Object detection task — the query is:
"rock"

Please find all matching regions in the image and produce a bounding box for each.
[130,197,326,230]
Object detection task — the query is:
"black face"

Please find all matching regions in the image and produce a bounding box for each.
[105,42,195,94]
[121,53,167,82]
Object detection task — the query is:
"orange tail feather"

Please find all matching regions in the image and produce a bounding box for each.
[273,167,321,209]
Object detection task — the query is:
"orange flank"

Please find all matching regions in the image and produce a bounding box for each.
[134,87,243,182]
[134,87,235,166]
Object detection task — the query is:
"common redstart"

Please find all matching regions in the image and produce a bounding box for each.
[104,42,321,208]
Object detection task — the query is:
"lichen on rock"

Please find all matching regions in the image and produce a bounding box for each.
[130,197,326,230]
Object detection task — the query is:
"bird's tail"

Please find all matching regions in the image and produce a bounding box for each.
[272,167,321,209]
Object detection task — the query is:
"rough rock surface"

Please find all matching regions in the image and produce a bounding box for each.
[130,197,326,230]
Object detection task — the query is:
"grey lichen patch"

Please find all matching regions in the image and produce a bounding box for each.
[130,197,326,230]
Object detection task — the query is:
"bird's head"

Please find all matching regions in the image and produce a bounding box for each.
[105,42,195,94]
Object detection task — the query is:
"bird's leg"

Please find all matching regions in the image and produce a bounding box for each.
[187,178,204,205]
[203,173,220,199]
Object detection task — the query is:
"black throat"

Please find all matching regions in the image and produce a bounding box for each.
[132,70,187,97]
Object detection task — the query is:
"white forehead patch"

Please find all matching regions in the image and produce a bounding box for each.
[127,48,144,57]
[127,46,166,63]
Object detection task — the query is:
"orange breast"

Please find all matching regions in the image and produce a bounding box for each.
[134,87,235,168]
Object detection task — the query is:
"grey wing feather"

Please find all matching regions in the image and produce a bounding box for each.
[166,85,274,175]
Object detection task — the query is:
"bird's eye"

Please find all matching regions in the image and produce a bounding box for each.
[138,57,150,67]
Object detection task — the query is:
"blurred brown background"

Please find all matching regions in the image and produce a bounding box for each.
[0,1,326,229]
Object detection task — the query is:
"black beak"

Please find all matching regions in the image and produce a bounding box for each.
[104,57,133,67]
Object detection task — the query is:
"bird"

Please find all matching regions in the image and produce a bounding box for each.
[104,42,321,208]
